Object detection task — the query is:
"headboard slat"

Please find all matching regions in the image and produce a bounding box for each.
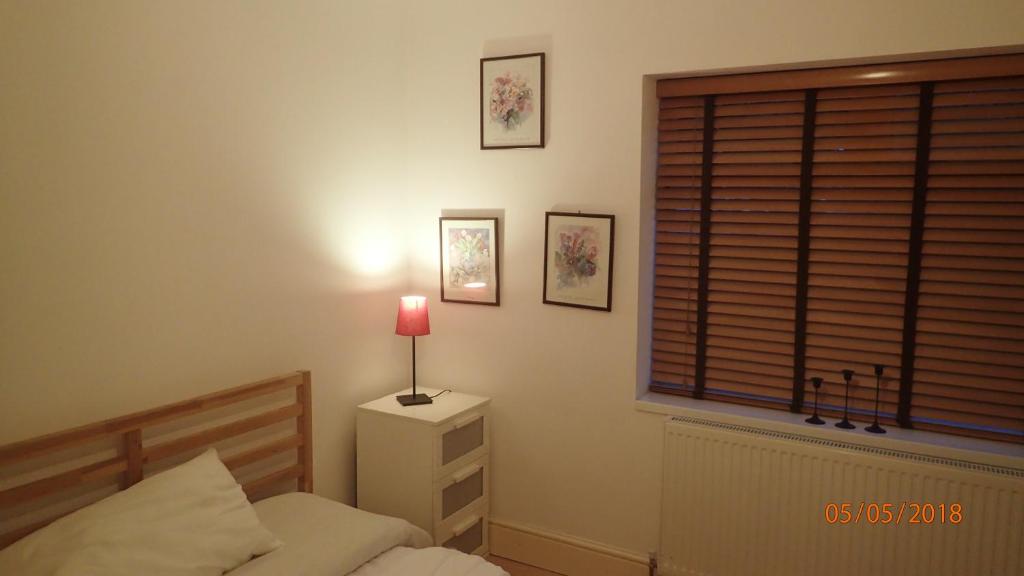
[0,456,127,509]
[243,463,304,499]
[142,403,302,464]
[123,430,143,489]
[223,434,303,472]
[297,370,314,492]
[0,372,304,466]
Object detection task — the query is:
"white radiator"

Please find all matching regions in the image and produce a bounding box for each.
[659,416,1024,576]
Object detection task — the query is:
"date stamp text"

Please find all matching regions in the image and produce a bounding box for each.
[824,502,963,525]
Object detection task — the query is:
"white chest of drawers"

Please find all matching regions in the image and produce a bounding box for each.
[356,388,491,555]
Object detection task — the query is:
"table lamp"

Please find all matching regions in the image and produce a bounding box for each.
[395,295,432,406]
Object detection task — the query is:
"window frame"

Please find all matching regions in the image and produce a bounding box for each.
[641,52,1024,444]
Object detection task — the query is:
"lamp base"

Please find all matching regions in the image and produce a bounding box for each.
[396,393,433,406]
[835,418,856,430]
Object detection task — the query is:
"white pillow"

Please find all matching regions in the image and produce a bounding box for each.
[229,492,433,576]
[0,448,281,576]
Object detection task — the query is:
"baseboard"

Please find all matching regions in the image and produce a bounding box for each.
[489,518,650,576]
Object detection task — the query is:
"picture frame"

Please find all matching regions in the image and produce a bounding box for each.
[439,217,500,306]
[480,52,545,149]
[543,212,615,312]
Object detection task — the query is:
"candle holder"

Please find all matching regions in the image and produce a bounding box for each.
[805,377,825,425]
[835,369,856,430]
[865,364,886,434]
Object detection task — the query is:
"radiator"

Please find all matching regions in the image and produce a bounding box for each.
[659,416,1024,576]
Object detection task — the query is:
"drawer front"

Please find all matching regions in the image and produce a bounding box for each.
[433,454,489,526]
[436,503,488,556]
[434,410,489,479]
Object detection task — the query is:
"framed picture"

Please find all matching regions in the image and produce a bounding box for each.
[543,212,615,312]
[439,217,500,306]
[480,53,545,149]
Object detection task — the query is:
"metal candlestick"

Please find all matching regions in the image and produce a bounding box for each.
[835,369,856,430]
[805,377,825,425]
[865,364,886,434]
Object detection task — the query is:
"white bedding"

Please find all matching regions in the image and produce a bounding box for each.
[350,546,507,576]
[231,492,507,576]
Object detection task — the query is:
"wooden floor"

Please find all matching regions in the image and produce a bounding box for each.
[488,555,564,576]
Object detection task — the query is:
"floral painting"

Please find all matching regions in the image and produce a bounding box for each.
[489,73,534,131]
[440,217,500,305]
[554,226,600,289]
[447,228,491,287]
[544,213,614,311]
[481,53,544,149]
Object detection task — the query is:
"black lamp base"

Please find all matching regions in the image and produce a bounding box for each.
[805,414,825,425]
[396,393,433,406]
[865,422,886,434]
[835,418,856,430]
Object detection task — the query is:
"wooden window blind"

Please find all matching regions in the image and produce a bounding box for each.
[651,54,1024,443]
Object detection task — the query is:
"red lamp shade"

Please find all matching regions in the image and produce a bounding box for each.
[395,296,430,336]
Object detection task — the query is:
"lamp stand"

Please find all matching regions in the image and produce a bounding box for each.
[397,335,432,406]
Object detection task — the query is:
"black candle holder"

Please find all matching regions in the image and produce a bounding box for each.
[835,369,856,430]
[805,377,825,425]
[865,364,886,434]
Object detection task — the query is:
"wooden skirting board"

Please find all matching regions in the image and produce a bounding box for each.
[489,519,650,576]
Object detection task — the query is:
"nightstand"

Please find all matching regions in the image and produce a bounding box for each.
[356,388,491,555]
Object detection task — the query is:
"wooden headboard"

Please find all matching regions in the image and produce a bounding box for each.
[0,371,313,549]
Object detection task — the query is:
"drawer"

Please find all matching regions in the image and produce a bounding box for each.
[436,502,488,556]
[434,410,489,479]
[433,454,489,526]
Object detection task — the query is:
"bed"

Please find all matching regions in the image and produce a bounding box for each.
[0,371,508,575]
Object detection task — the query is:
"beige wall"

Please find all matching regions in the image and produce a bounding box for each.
[402,0,1024,555]
[2,0,1023,560]
[0,0,411,503]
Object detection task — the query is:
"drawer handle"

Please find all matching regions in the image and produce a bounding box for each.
[451,463,482,484]
[452,414,481,429]
[451,515,479,537]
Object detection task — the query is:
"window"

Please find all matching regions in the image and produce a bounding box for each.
[650,53,1024,443]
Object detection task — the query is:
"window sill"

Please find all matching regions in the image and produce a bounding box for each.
[636,390,1024,470]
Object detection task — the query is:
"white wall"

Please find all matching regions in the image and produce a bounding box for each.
[0,0,411,503]
[402,0,1024,555]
